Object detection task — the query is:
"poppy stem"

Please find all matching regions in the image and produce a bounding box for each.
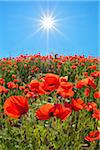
[75,112,79,130]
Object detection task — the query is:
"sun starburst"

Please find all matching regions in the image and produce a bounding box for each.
[19,9,65,51]
[39,13,56,32]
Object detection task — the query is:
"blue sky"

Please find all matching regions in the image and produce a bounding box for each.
[0,1,99,58]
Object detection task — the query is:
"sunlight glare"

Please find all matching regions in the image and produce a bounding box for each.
[38,11,58,33]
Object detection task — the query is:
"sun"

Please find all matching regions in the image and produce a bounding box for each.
[38,11,57,33]
[40,15,55,30]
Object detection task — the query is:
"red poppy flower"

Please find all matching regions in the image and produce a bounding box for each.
[88,77,96,89]
[94,91,100,99]
[81,63,85,67]
[43,73,60,92]
[29,80,39,92]
[0,86,8,94]
[60,82,73,89]
[57,87,74,98]
[24,64,27,68]
[7,82,18,89]
[4,96,29,118]
[71,98,85,111]
[87,65,96,70]
[58,65,62,69]
[90,71,100,78]
[85,130,100,142]
[0,78,5,85]
[85,102,97,112]
[38,82,48,95]
[2,67,5,71]
[50,104,72,121]
[84,88,90,97]
[12,74,16,79]
[92,109,100,120]
[83,72,88,77]
[13,79,20,83]
[57,82,74,98]
[71,65,77,69]
[36,104,54,120]
[76,78,88,88]
[76,77,96,89]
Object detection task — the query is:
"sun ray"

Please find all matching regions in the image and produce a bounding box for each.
[51,24,77,52]
[55,14,88,23]
[19,25,44,45]
[52,26,69,41]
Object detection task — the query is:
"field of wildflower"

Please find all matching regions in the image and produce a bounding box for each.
[0,54,100,150]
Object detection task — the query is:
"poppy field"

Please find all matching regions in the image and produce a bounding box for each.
[0,54,100,150]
